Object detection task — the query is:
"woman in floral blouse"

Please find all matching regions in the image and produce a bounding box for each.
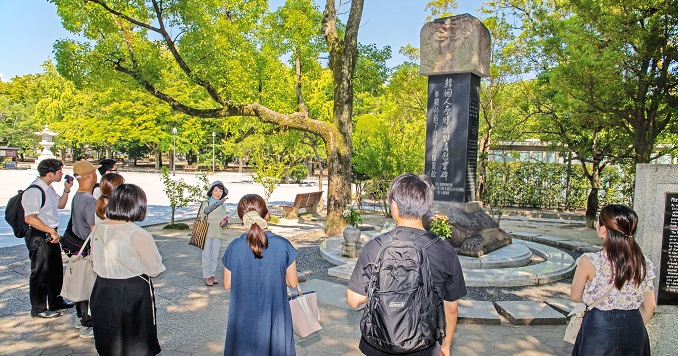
[570,204,656,355]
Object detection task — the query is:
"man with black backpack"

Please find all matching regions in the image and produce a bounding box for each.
[22,158,75,318]
[347,173,467,356]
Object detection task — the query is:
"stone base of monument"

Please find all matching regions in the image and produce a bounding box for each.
[429,201,512,257]
[341,242,362,258]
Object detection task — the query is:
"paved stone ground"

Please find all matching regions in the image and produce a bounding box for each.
[0,223,576,356]
[0,169,674,355]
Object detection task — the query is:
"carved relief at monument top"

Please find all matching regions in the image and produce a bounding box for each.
[420,14,491,78]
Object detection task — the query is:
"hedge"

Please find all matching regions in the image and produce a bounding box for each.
[483,161,634,211]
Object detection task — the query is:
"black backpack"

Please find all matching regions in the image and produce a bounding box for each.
[5,184,46,238]
[360,231,446,353]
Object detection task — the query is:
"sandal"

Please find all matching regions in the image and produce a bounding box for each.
[211,276,219,285]
[204,278,214,286]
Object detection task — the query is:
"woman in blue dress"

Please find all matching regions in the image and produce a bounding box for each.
[222,194,299,356]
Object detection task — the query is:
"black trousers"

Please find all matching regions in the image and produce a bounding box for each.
[25,228,64,313]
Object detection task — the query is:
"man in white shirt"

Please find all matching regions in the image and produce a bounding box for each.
[22,158,75,318]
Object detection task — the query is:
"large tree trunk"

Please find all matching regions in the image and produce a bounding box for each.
[476,135,490,201]
[325,145,351,235]
[155,150,162,170]
[585,161,601,229]
[322,0,364,235]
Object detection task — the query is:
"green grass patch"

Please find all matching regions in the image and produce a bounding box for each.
[163,223,190,230]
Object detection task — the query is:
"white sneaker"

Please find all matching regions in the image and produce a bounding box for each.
[79,326,94,339]
[74,317,82,329]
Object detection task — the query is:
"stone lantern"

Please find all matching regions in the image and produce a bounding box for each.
[33,124,58,166]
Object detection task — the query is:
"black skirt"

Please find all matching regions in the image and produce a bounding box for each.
[572,308,650,356]
[90,275,161,356]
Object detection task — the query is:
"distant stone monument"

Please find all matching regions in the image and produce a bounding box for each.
[634,164,678,305]
[31,125,58,170]
[420,14,511,257]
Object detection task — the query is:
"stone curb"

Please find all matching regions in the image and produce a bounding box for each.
[510,232,601,253]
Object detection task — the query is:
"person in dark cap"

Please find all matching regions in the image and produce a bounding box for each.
[93,159,119,199]
[199,181,232,286]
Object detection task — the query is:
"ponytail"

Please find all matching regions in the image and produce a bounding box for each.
[246,223,268,259]
[95,195,108,220]
[237,194,270,259]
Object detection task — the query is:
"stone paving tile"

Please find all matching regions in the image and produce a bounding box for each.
[495,301,566,325]
[458,300,502,324]
[544,298,579,316]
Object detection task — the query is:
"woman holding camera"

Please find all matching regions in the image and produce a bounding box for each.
[200,181,232,286]
[570,204,656,355]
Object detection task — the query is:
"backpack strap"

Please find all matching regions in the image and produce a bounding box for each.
[380,229,439,249]
[26,184,46,209]
[414,232,441,250]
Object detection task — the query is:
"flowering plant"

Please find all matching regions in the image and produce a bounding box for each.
[429,213,452,239]
[342,208,363,228]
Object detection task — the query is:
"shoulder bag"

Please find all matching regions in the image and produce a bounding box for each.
[564,285,615,344]
[61,230,97,302]
[288,284,322,338]
[189,203,209,250]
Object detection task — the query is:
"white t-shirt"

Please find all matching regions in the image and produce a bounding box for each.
[21,178,60,229]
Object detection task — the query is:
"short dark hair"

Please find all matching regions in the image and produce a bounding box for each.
[98,159,117,175]
[106,184,147,222]
[387,173,433,219]
[37,159,64,177]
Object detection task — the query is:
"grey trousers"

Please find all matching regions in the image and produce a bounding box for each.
[201,237,222,278]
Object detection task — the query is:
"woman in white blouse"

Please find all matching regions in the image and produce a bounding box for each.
[570,204,656,355]
[89,184,165,356]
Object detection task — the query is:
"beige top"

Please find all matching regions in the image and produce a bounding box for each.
[200,200,234,243]
[91,220,165,279]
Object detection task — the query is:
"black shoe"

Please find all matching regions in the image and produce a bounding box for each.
[31,310,61,318]
[48,301,75,311]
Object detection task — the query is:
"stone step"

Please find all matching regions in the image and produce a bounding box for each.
[300,279,564,325]
[457,300,502,324]
[544,298,580,316]
[458,242,532,269]
[494,301,566,325]
[323,237,576,287]
[510,232,601,253]
[462,240,576,287]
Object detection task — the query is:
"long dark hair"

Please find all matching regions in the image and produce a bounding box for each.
[599,204,646,289]
[237,194,269,259]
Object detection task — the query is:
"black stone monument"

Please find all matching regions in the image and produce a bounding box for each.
[425,73,480,202]
[659,193,678,305]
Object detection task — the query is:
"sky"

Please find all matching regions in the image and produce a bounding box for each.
[0,0,482,82]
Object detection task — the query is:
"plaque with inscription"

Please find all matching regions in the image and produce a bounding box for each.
[658,192,678,305]
[424,73,480,202]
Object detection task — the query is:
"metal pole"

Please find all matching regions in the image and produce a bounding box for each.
[172,127,177,176]
[212,132,215,173]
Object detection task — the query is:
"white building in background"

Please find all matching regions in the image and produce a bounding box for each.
[488,139,677,165]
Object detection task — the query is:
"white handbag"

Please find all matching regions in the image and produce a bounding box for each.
[564,286,614,344]
[61,232,96,302]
